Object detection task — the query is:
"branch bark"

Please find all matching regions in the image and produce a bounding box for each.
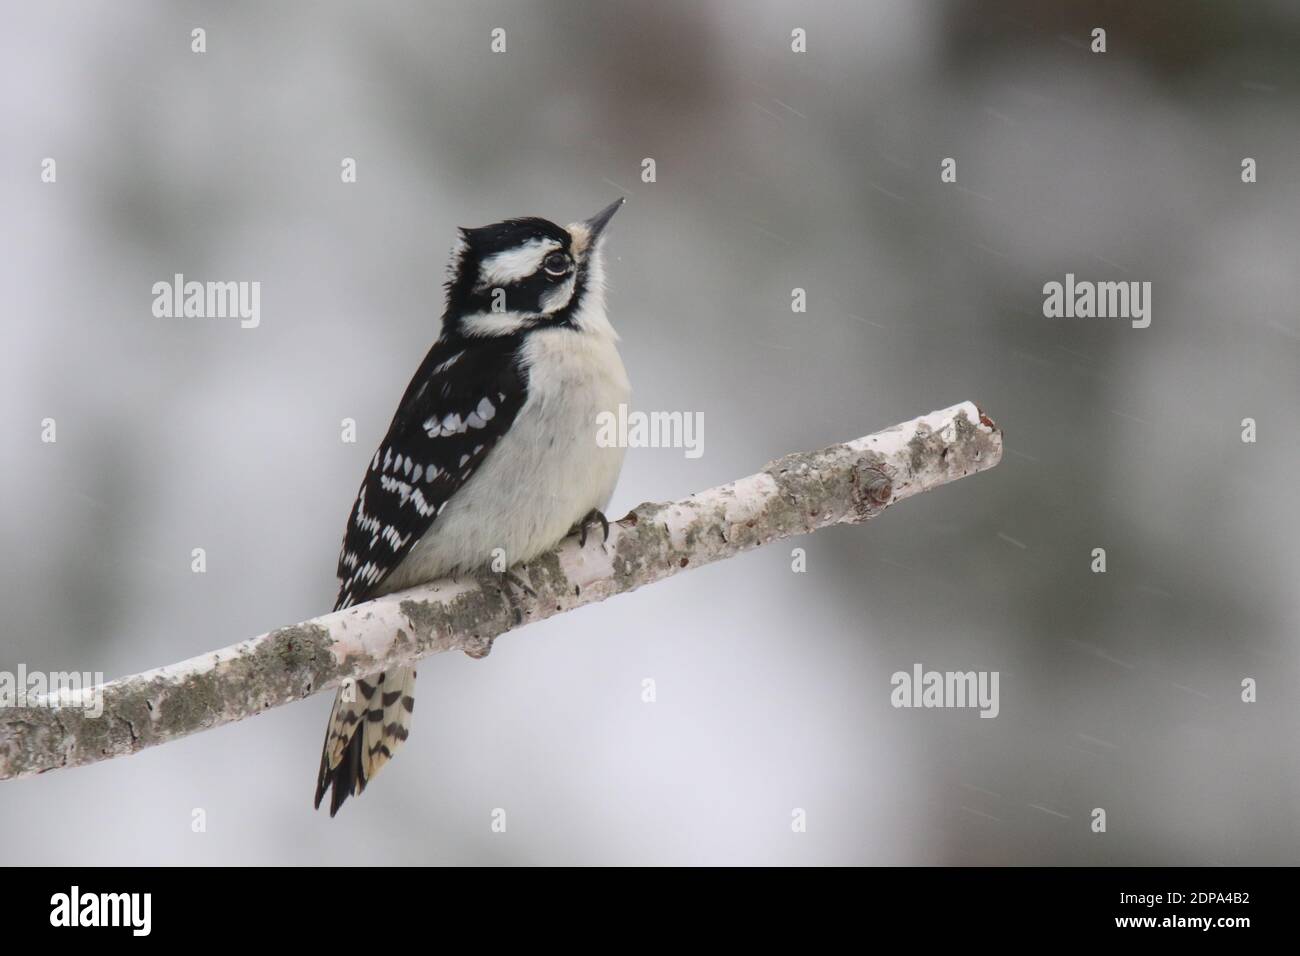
[0,401,1003,781]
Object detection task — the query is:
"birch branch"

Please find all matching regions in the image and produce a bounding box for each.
[0,401,1002,781]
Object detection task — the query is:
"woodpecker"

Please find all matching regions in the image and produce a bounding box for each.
[315,199,630,815]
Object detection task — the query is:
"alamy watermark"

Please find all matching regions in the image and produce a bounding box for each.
[596,404,704,459]
[0,664,104,718]
[890,663,999,718]
[50,886,151,936]
[1042,273,1151,328]
[152,273,261,328]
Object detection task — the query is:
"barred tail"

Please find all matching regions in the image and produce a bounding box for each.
[314,666,416,816]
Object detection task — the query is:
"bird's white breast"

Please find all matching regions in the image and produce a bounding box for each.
[380,326,630,592]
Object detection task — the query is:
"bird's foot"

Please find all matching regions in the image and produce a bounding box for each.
[502,569,536,600]
[574,508,611,548]
[477,566,536,599]
[474,567,536,626]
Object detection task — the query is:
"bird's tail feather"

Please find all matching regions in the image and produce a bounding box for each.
[314,666,416,816]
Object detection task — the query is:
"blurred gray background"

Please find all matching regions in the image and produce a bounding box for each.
[2,0,1298,865]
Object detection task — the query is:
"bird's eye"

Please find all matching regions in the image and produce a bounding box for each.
[543,252,570,277]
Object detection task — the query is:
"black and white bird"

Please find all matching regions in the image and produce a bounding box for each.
[315,199,630,816]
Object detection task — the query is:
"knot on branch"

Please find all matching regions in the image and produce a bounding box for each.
[850,458,894,520]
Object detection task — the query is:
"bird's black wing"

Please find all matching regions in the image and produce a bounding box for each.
[333,335,528,611]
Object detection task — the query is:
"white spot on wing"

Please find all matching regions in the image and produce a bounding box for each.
[410,487,436,516]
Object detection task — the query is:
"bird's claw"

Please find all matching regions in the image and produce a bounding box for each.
[576,508,610,548]
[502,569,536,599]
[476,567,536,603]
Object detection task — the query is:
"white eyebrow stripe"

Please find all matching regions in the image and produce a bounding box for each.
[476,238,560,289]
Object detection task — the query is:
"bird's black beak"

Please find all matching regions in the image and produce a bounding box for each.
[584,198,625,238]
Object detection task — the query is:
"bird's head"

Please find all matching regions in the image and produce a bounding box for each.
[442,198,624,339]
